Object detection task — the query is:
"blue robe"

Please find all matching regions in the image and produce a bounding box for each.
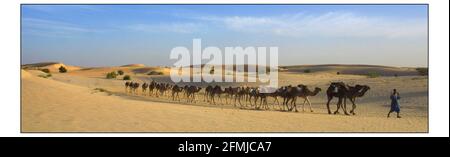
[390,95,401,112]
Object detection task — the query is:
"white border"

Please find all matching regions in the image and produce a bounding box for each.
[1,0,448,137]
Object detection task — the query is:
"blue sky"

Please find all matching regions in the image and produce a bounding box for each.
[21,5,428,67]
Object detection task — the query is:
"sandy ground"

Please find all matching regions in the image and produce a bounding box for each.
[21,64,428,132]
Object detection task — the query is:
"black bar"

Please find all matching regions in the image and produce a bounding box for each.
[1,137,448,155]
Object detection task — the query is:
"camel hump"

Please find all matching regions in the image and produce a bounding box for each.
[333,87,339,93]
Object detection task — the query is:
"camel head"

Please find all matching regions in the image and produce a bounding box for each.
[313,87,322,95]
[357,85,370,96]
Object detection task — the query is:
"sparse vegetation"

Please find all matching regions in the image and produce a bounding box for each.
[366,71,381,78]
[416,68,428,76]
[93,88,112,96]
[304,69,311,73]
[106,71,117,79]
[210,67,215,74]
[58,66,67,73]
[117,70,124,75]
[336,72,340,75]
[147,71,163,75]
[94,88,107,92]
[38,73,52,78]
[41,69,50,73]
[123,75,131,80]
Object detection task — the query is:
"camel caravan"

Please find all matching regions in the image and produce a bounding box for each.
[124,80,370,115]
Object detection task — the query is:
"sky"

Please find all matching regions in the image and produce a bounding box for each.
[21,5,428,67]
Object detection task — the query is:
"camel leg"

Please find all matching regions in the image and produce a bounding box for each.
[343,98,350,115]
[261,98,265,110]
[286,98,292,111]
[349,98,357,115]
[273,97,280,110]
[326,96,333,114]
[264,98,268,110]
[302,98,307,112]
[203,93,206,102]
[262,98,266,109]
[237,96,242,108]
[291,98,296,111]
[306,97,314,112]
[334,98,342,114]
[287,97,294,111]
[256,97,261,110]
[285,97,291,111]
[292,97,298,112]
[263,98,266,110]
[253,97,258,109]
[284,97,290,111]
[233,95,236,107]
[225,95,228,105]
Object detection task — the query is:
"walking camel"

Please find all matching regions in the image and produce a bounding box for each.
[345,84,370,115]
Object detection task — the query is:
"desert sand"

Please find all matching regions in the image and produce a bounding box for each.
[21,63,428,132]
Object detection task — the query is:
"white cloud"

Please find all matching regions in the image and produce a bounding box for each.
[22,18,96,37]
[127,23,204,34]
[197,12,427,38]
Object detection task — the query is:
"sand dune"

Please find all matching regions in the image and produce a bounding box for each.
[282,64,423,76]
[22,62,81,73]
[21,64,427,132]
[121,64,146,67]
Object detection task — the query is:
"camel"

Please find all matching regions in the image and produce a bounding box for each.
[291,85,322,112]
[265,87,285,110]
[165,84,173,96]
[252,87,281,110]
[209,85,224,105]
[185,86,202,103]
[171,85,184,101]
[255,88,270,110]
[131,82,140,94]
[125,80,368,115]
[325,82,350,115]
[224,87,232,104]
[345,84,370,115]
[224,86,240,106]
[281,85,302,112]
[183,85,190,98]
[125,81,131,93]
[234,86,248,108]
[142,83,148,95]
[247,87,259,107]
[148,81,156,96]
[243,86,251,102]
[279,85,295,111]
[204,85,213,102]
[155,83,169,97]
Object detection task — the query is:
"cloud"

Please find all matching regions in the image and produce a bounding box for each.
[195,12,427,38]
[22,18,96,37]
[126,23,204,34]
